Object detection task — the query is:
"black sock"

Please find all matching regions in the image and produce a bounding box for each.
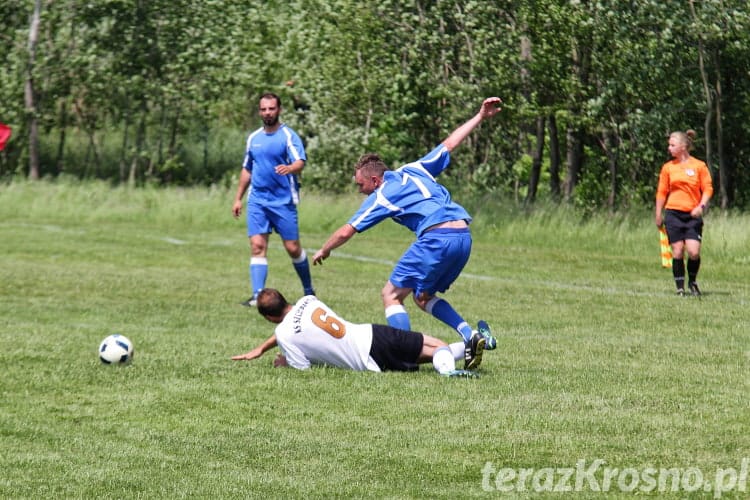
[672,258,685,290]
[687,257,701,285]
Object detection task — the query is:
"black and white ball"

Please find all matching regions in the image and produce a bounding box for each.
[99,334,134,365]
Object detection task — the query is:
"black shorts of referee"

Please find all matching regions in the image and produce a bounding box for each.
[664,209,703,243]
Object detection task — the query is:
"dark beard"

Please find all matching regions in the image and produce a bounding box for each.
[262,115,279,127]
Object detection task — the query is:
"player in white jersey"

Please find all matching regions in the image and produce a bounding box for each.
[312,97,501,352]
[232,93,314,307]
[231,288,485,375]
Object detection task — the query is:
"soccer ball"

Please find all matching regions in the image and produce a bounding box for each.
[98,334,134,365]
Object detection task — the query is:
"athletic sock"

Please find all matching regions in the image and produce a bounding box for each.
[687,257,701,284]
[250,257,268,297]
[292,250,315,295]
[448,342,465,361]
[385,304,410,330]
[672,257,685,290]
[425,297,473,343]
[432,346,455,374]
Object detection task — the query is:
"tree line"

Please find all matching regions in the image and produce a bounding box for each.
[1,0,749,210]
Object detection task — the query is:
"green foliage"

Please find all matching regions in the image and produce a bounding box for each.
[2,0,750,209]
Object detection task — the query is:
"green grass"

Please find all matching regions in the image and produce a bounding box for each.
[1,179,748,498]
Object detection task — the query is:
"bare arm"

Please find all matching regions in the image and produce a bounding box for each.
[274,159,305,176]
[231,333,278,361]
[655,198,666,227]
[232,168,252,218]
[690,192,712,219]
[441,97,502,152]
[312,223,357,265]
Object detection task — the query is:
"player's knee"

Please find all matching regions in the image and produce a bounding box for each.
[250,236,268,256]
[381,284,402,306]
[412,291,433,311]
[283,240,302,257]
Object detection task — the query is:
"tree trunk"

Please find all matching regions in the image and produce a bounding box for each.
[564,35,590,203]
[689,0,717,205]
[598,129,619,211]
[25,0,42,180]
[714,65,728,209]
[525,116,545,205]
[548,114,561,201]
[120,100,131,183]
[55,99,67,173]
[564,127,583,202]
[129,100,148,187]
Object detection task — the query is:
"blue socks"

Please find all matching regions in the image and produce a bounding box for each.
[251,251,315,297]
[426,297,473,343]
[385,304,411,330]
[249,257,268,298]
[293,250,315,295]
[386,298,473,343]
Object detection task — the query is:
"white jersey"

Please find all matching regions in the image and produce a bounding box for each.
[275,296,381,372]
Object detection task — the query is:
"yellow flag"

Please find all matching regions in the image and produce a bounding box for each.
[659,226,672,268]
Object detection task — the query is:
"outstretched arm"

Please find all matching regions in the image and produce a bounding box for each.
[312,223,357,265]
[231,333,278,361]
[442,97,502,152]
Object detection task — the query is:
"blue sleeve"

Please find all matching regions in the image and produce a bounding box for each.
[347,193,394,233]
[286,128,307,163]
[414,144,450,177]
[242,133,253,171]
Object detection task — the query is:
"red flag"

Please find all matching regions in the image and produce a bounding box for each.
[0,122,11,151]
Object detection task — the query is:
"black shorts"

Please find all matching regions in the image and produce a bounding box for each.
[664,209,703,243]
[369,324,424,372]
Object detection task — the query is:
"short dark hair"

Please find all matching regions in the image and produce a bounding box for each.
[355,153,388,177]
[259,92,282,108]
[256,288,288,318]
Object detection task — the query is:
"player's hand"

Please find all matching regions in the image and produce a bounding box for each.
[231,347,263,361]
[480,97,502,119]
[312,248,329,265]
[273,354,288,368]
[275,164,291,175]
[232,200,243,218]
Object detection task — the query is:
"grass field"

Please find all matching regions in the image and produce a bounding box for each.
[1,180,748,498]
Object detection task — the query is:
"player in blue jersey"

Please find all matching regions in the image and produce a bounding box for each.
[232,93,314,306]
[312,97,502,351]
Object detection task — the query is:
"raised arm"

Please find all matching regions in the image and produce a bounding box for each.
[442,97,502,152]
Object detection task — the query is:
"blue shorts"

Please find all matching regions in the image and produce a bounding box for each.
[390,228,472,296]
[247,202,299,240]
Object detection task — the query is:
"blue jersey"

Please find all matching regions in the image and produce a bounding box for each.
[242,124,306,206]
[348,145,472,236]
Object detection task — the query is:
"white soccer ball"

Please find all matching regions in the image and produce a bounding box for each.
[98,334,134,365]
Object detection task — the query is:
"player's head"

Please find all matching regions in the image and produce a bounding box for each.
[668,129,696,157]
[256,288,289,322]
[258,93,281,127]
[354,153,387,194]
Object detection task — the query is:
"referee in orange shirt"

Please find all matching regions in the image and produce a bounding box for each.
[654,129,713,296]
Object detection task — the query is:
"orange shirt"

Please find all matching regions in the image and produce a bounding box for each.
[656,156,713,212]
